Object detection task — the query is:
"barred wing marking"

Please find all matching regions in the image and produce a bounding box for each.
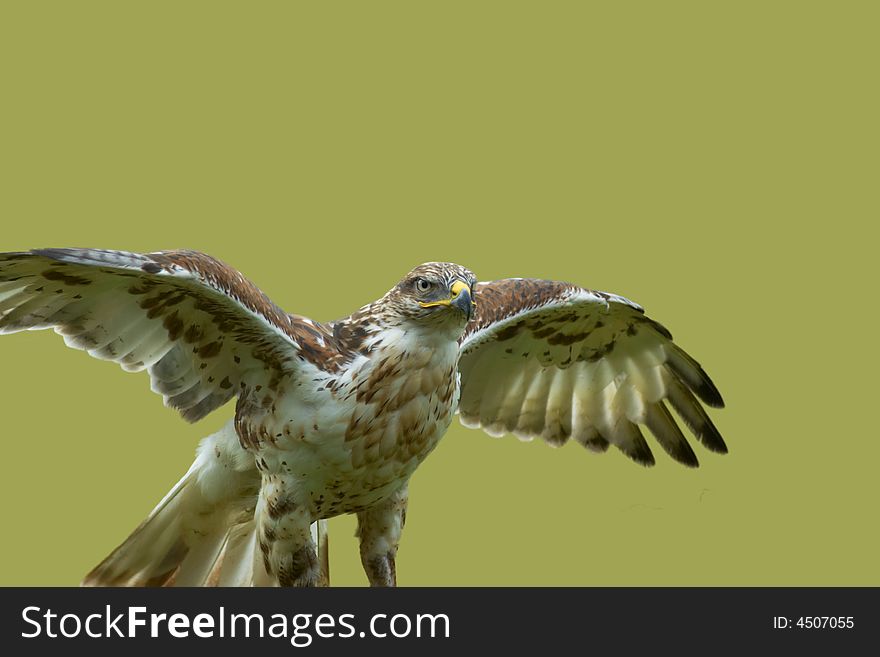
[457,279,726,467]
[0,249,331,422]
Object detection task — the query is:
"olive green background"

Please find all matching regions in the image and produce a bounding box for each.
[0,2,875,586]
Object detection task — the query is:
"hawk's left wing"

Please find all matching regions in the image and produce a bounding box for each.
[457,279,726,467]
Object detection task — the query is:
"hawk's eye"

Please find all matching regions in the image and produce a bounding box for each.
[415,278,432,293]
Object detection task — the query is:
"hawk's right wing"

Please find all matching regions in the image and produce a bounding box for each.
[0,248,335,422]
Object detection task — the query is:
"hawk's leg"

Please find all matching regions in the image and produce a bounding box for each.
[257,475,319,587]
[356,485,408,587]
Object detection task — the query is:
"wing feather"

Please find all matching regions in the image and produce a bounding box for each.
[494,364,534,436]
[513,367,553,441]
[457,278,726,467]
[644,401,699,467]
[543,366,575,446]
[0,248,335,423]
[663,370,728,454]
[609,416,655,467]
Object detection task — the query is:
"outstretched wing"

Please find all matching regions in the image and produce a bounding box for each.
[0,248,330,422]
[457,279,726,467]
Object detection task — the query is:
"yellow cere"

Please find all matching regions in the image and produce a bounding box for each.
[419,280,471,309]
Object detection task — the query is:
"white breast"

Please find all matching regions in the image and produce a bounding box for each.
[251,328,462,517]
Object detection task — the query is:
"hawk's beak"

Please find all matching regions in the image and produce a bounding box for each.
[419,280,474,321]
[450,280,473,321]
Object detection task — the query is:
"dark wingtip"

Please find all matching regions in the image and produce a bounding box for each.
[693,364,725,408]
[579,436,610,453]
[665,377,729,456]
[701,427,729,454]
[667,347,725,409]
[674,447,700,468]
[626,443,656,467]
[612,424,656,467]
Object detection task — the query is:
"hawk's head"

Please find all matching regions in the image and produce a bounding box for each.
[382,262,477,332]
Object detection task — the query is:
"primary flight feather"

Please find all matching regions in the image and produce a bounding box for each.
[0,249,726,586]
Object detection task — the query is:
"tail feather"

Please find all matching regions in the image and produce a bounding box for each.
[168,523,230,587]
[82,421,262,587]
[82,467,196,586]
[81,420,330,587]
[216,521,273,586]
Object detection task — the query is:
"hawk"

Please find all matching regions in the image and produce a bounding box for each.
[0,249,726,586]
